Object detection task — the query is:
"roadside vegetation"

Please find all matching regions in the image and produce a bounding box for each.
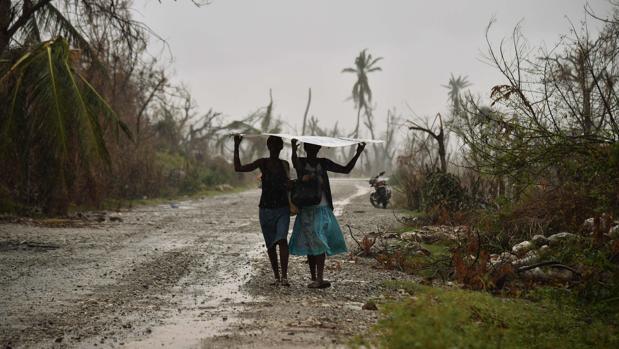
[2,1,618,347]
[0,1,398,217]
[348,5,619,348]
[353,282,617,349]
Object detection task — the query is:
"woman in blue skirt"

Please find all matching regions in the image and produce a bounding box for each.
[234,135,291,286]
[289,139,365,288]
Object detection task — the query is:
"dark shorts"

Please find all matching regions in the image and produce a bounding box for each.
[258,207,290,248]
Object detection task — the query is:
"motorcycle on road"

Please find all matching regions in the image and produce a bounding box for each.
[369,171,391,209]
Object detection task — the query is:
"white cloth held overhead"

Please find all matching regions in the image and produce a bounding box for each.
[237,133,383,148]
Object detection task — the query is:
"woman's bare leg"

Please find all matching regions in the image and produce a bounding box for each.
[307,253,330,288]
[267,245,280,284]
[316,253,326,283]
[308,255,317,281]
[278,240,289,285]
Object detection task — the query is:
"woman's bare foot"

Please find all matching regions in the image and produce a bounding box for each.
[318,280,331,289]
[307,281,321,288]
[307,280,330,289]
[281,278,290,287]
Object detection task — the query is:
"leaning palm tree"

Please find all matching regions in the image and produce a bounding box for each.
[442,74,471,119]
[0,1,146,214]
[0,38,131,214]
[342,49,382,139]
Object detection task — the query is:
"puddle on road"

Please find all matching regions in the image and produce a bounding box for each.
[122,185,366,348]
[333,185,371,217]
[122,248,263,349]
[0,240,60,252]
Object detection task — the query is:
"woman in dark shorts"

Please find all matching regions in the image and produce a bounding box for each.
[234,135,291,286]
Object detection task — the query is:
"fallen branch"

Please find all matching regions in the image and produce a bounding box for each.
[517,261,580,277]
[347,224,362,249]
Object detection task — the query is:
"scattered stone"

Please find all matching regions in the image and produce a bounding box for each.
[362,301,378,311]
[582,217,595,233]
[608,225,619,239]
[400,231,422,241]
[216,184,234,192]
[55,337,63,343]
[531,235,549,247]
[513,250,540,268]
[521,267,547,281]
[381,232,399,239]
[547,268,576,282]
[521,266,576,282]
[499,252,516,262]
[109,215,123,222]
[512,240,534,256]
[538,245,550,256]
[547,232,577,246]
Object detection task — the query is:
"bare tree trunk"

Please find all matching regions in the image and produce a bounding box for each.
[135,74,166,145]
[301,87,311,135]
[409,113,448,173]
[437,131,447,173]
[0,0,11,54]
[348,105,364,163]
[354,105,362,138]
[364,109,380,173]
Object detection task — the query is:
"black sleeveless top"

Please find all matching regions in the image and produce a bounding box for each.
[259,159,289,209]
[294,158,335,211]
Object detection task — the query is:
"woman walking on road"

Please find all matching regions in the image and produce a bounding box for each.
[289,139,365,288]
[234,135,291,286]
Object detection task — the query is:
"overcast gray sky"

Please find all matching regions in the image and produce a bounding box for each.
[135,0,613,136]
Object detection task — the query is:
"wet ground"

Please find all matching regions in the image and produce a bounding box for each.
[0,179,412,348]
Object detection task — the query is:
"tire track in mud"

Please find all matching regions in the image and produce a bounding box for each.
[1,245,198,348]
[1,181,396,349]
[0,191,263,348]
[208,179,413,349]
[119,181,370,349]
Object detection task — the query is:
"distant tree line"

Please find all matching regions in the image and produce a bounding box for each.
[0,2,401,215]
[397,4,619,234]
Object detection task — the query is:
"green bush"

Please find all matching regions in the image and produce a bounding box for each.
[356,282,618,349]
[421,171,466,211]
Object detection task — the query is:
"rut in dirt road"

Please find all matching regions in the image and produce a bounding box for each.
[1,189,266,348]
[1,180,391,348]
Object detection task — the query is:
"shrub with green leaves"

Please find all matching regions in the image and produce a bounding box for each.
[421,171,466,211]
[354,282,618,349]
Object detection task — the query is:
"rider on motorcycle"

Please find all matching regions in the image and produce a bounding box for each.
[369,171,391,208]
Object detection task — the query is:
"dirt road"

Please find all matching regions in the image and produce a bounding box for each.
[1,179,410,348]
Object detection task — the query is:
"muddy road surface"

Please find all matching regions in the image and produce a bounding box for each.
[1,179,411,348]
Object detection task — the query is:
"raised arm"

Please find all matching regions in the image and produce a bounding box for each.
[323,142,366,174]
[234,135,261,172]
[291,138,301,171]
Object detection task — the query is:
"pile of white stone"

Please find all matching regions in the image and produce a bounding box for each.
[489,218,619,282]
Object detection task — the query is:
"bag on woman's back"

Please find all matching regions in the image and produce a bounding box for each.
[291,176,321,207]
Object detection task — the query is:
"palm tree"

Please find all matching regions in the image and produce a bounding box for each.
[0,38,131,213]
[442,74,471,118]
[342,49,382,139]
[0,1,147,58]
[0,1,148,214]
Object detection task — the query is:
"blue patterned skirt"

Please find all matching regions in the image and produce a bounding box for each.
[289,204,347,256]
[259,207,290,249]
